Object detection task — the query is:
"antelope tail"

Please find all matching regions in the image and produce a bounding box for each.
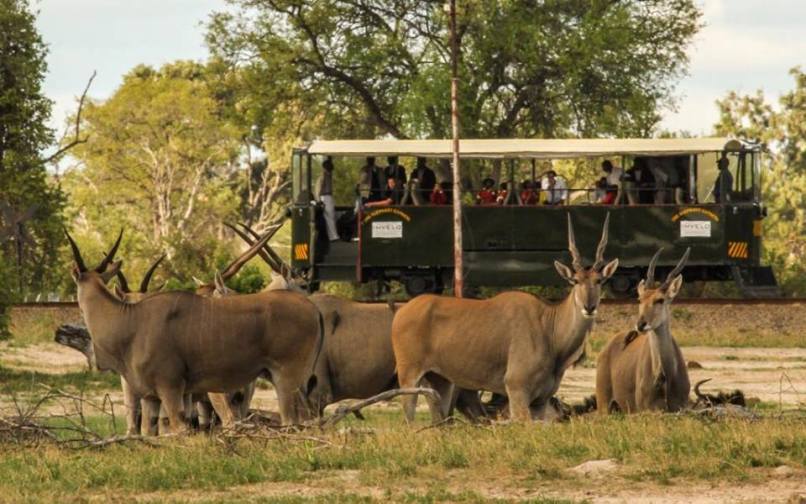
[306,310,326,397]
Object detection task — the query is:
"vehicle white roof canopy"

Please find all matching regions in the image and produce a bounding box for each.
[307,138,749,159]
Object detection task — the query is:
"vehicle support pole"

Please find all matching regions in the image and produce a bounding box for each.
[449,0,463,298]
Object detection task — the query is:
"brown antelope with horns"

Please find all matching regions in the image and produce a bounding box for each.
[391,213,619,423]
[65,229,323,431]
[595,247,692,414]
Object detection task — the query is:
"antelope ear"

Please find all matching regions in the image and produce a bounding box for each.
[600,258,619,280]
[554,261,576,284]
[100,260,123,283]
[666,274,684,299]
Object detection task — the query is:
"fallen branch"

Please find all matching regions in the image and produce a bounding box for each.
[319,387,441,428]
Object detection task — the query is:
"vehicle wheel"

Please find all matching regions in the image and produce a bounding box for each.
[607,275,637,299]
[404,275,433,297]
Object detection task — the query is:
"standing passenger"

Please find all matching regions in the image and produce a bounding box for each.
[430,181,450,205]
[411,157,436,202]
[520,180,538,205]
[713,154,733,203]
[358,157,383,202]
[384,156,407,186]
[316,158,339,241]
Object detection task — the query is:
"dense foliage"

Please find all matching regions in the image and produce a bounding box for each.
[0,0,66,336]
[207,0,702,140]
[715,68,806,295]
[62,62,283,289]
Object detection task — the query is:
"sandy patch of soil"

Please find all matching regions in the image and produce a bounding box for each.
[102,469,806,503]
[0,341,89,374]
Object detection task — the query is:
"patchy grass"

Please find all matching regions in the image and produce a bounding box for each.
[8,306,78,347]
[0,410,802,501]
[0,365,119,395]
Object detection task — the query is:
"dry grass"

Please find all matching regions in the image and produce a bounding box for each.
[0,409,803,502]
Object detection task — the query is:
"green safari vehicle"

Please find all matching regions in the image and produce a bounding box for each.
[288,138,776,298]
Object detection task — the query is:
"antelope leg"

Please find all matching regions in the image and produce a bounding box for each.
[157,386,190,435]
[141,397,161,436]
[208,392,237,427]
[505,384,532,423]
[121,377,141,436]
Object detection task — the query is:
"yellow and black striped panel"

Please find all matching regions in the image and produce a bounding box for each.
[727,241,749,259]
[294,243,309,261]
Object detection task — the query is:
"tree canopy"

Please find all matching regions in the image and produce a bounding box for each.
[207,0,702,141]
[716,68,806,294]
[0,0,65,321]
[64,62,280,288]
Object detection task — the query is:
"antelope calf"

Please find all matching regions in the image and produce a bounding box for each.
[595,248,691,413]
[66,230,323,431]
[391,214,618,423]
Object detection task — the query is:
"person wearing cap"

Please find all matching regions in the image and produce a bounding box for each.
[316,157,340,241]
[477,177,497,205]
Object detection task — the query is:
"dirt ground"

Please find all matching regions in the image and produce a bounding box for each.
[95,468,806,503]
[2,340,804,415]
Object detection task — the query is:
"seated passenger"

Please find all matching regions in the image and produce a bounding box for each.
[519,180,538,205]
[541,170,567,205]
[365,176,403,207]
[430,181,450,205]
[477,177,497,205]
[596,177,616,205]
[496,182,510,205]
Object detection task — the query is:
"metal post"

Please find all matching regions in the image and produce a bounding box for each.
[449,0,463,298]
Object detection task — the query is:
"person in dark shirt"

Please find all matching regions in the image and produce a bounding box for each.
[366,176,404,207]
[384,156,407,186]
[713,154,733,203]
[411,157,436,202]
[358,157,383,202]
[624,159,656,204]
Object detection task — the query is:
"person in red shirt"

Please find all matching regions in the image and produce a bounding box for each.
[430,181,450,205]
[496,182,509,205]
[519,180,538,205]
[476,177,497,205]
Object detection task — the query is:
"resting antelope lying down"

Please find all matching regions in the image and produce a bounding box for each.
[391,213,618,423]
[65,230,323,431]
[596,248,691,413]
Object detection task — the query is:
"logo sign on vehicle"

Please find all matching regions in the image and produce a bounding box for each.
[680,220,711,238]
[371,221,403,239]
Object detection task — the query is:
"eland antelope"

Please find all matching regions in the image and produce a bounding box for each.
[595,247,691,413]
[65,230,324,431]
[391,213,618,423]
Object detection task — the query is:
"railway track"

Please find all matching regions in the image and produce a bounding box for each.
[8,297,806,310]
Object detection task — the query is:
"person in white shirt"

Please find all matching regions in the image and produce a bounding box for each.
[316,157,339,241]
[541,170,567,205]
[602,160,623,186]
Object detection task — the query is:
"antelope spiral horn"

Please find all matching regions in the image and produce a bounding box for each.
[139,254,166,293]
[645,247,664,287]
[64,229,87,273]
[115,270,131,293]
[96,229,123,273]
[660,247,691,290]
[567,214,583,271]
[593,212,611,270]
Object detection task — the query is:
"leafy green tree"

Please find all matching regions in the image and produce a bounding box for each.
[64,62,244,285]
[207,0,701,141]
[0,0,66,335]
[716,68,806,294]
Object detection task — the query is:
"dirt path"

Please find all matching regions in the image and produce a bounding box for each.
[97,468,806,503]
[559,346,806,407]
